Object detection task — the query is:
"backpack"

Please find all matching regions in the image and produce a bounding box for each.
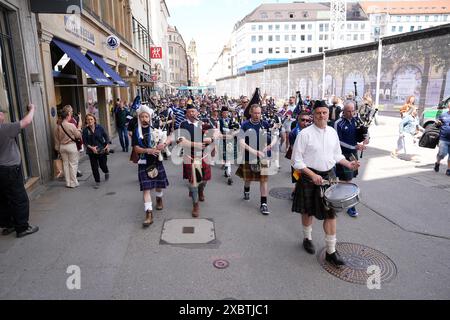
[419,124,441,149]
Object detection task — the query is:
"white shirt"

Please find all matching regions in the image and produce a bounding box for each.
[292,124,345,172]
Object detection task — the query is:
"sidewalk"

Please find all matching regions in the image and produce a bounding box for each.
[0,118,449,300]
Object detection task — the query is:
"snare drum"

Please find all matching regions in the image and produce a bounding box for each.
[324,183,360,211]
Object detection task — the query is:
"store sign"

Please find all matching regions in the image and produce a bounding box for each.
[64,15,95,46]
[118,49,129,61]
[151,47,163,59]
[106,35,120,50]
[31,0,82,13]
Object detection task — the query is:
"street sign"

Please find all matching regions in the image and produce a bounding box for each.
[31,0,82,13]
[106,35,120,50]
[151,47,163,59]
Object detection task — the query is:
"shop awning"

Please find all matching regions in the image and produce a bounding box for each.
[86,51,129,87]
[52,39,114,86]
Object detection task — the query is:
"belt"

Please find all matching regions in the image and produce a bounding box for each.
[0,164,20,170]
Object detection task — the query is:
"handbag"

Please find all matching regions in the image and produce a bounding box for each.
[53,155,64,179]
[61,124,83,151]
[285,146,293,160]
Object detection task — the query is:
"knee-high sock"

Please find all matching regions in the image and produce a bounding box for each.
[325,235,337,254]
[303,226,313,241]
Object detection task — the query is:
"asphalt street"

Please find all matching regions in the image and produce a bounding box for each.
[0,116,449,300]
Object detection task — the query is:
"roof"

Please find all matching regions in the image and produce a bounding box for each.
[236,2,368,27]
[360,1,450,15]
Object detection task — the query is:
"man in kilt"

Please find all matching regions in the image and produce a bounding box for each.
[291,100,360,266]
[132,105,170,228]
[236,104,276,216]
[219,106,240,185]
[177,104,214,217]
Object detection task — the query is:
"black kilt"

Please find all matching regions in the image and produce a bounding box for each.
[292,168,336,221]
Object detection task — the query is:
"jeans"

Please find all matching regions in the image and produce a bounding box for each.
[0,165,30,233]
[88,154,109,183]
[117,126,129,151]
[437,140,450,160]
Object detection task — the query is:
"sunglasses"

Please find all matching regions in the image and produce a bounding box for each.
[300,118,310,122]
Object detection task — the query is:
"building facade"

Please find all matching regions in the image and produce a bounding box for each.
[167,25,188,90]
[187,39,199,87]
[228,2,370,74]
[205,43,232,87]
[148,0,170,95]
[360,1,450,41]
[0,0,50,193]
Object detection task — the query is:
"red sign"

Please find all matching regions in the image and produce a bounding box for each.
[151,47,163,59]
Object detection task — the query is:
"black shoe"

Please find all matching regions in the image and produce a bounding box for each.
[260,204,270,216]
[244,192,250,201]
[16,225,39,238]
[77,171,83,178]
[105,173,110,181]
[227,178,233,185]
[446,169,450,177]
[303,239,316,255]
[2,227,15,236]
[325,251,346,266]
[434,163,440,172]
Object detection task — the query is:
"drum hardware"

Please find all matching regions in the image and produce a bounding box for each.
[324,183,361,212]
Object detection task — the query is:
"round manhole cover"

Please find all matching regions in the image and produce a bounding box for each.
[213,259,230,269]
[318,243,397,285]
[269,188,293,200]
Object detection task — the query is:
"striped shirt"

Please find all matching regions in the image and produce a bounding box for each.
[171,106,186,130]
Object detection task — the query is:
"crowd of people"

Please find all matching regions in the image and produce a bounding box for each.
[1,89,449,269]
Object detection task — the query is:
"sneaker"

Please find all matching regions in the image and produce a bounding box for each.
[347,207,359,218]
[446,169,450,177]
[16,225,39,238]
[244,192,250,201]
[434,163,440,172]
[325,251,346,266]
[260,204,270,216]
[2,227,15,236]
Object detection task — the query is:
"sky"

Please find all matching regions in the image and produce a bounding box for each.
[165,0,294,83]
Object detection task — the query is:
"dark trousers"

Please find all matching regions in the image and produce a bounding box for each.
[0,165,30,233]
[88,154,109,183]
[117,126,129,151]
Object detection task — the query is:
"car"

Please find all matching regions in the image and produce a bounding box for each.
[420,96,450,129]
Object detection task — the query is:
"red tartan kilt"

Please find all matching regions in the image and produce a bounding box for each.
[183,160,212,183]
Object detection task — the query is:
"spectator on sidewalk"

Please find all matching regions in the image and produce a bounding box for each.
[55,107,82,188]
[82,114,111,189]
[391,107,424,161]
[63,105,83,177]
[115,101,130,152]
[0,104,39,238]
[434,100,450,176]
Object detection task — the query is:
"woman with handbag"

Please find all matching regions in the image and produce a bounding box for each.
[132,105,169,228]
[55,108,82,188]
[82,114,111,189]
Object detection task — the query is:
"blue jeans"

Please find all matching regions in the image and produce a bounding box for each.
[117,126,129,151]
[437,140,450,160]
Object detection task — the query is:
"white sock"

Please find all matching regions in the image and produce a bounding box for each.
[303,225,312,241]
[226,165,231,176]
[325,235,337,254]
[144,202,153,212]
[155,191,163,198]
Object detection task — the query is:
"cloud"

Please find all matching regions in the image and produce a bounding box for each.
[166,0,203,9]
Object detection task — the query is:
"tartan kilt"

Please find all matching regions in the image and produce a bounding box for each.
[292,169,336,221]
[183,160,212,183]
[236,164,269,182]
[138,163,169,191]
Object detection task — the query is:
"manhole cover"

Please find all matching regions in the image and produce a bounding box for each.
[160,219,215,245]
[213,259,229,269]
[269,188,293,200]
[318,243,397,285]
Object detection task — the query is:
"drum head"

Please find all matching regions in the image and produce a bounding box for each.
[325,183,359,201]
